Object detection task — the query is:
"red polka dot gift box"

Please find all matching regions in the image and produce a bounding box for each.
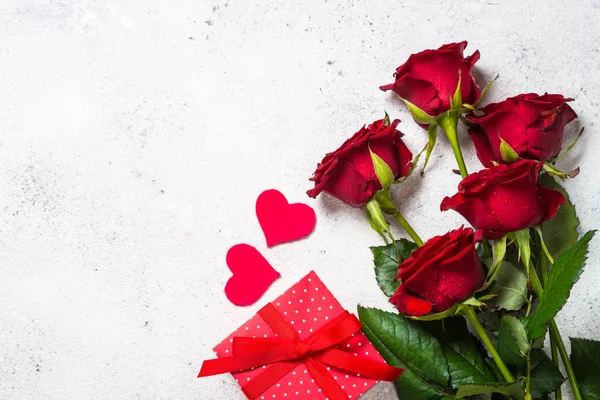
[199,271,404,399]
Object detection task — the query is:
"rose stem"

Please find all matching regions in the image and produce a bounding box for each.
[438,112,468,179]
[393,211,424,247]
[463,306,516,383]
[539,249,562,400]
[531,255,580,400]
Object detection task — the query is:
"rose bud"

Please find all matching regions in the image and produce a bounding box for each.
[307,118,412,207]
[390,226,485,316]
[467,93,578,167]
[380,41,481,119]
[440,159,565,239]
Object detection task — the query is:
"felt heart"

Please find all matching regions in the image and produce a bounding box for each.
[225,244,280,306]
[256,189,316,247]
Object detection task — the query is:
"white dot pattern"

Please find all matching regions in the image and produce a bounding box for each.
[212,271,383,399]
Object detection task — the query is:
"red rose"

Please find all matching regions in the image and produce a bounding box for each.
[440,160,565,239]
[390,226,484,316]
[307,118,412,207]
[380,41,481,118]
[467,93,578,167]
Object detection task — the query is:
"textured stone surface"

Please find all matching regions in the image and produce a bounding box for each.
[1,1,599,399]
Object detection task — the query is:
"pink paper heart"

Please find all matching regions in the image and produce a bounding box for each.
[256,189,316,247]
[225,244,280,306]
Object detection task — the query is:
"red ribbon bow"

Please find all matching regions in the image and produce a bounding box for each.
[198,303,404,400]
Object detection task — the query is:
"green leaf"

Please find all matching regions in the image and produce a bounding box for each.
[514,228,532,274]
[497,316,530,366]
[490,261,528,311]
[541,176,580,257]
[456,382,524,399]
[371,239,418,297]
[358,306,453,400]
[369,146,395,189]
[451,73,463,110]
[570,337,600,400]
[402,98,437,124]
[529,350,565,400]
[527,231,596,339]
[427,317,498,388]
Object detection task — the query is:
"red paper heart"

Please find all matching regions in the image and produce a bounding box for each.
[256,189,317,247]
[225,244,280,306]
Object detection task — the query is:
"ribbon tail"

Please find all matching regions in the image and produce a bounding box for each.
[198,346,296,378]
[305,358,349,400]
[242,361,299,399]
[314,348,404,381]
[198,353,265,377]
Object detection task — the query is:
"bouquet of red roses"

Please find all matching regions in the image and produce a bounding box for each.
[308,41,597,400]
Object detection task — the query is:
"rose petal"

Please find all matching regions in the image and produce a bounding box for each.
[390,286,434,316]
[469,126,497,168]
[322,160,374,207]
[539,185,566,223]
[441,194,505,239]
[381,72,442,117]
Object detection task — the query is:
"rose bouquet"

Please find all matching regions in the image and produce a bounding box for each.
[308,41,597,400]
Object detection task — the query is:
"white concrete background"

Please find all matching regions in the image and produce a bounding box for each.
[0,0,599,399]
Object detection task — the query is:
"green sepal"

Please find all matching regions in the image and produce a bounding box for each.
[369,145,395,189]
[366,210,389,244]
[399,139,427,182]
[383,111,391,126]
[499,138,520,163]
[471,74,499,108]
[365,199,391,242]
[514,229,532,275]
[411,296,485,321]
[477,293,499,302]
[533,225,554,264]
[455,298,486,316]
[460,297,487,307]
[408,305,458,321]
[485,235,507,286]
[552,126,584,162]
[402,98,437,125]
[374,189,397,215]
[421,123,438,175]
[451,73,463,111]
[542,162,580,180]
